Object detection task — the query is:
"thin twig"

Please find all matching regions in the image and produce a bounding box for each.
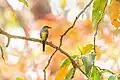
[60,0,93,47]
[71,67,76,79]
[43,49,58,80]
[93,19,102,53]
[0,27,87,75]
[6,37,10,47]
[0,27,88,79]
[5,0,29,48]
[0,46,5,61]
[43,0,93,79]
[93,2,107,53]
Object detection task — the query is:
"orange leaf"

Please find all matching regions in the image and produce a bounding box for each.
[109,0,120,30]
[55,64,69,80]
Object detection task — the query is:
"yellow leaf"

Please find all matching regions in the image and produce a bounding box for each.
[78,44,101,59]
[78,44,94,55]
[60,0,67,9]
[55,64,69,80]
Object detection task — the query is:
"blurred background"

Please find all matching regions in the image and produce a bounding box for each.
[0,0,120,80]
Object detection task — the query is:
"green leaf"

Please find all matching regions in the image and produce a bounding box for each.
[64,68,74,80]
[108,75,117,80]
[92,0,108,26]
[16,77,24,80]
[82,52,95,74]
[89,66,102,80]
[60,55,79,68]
[18,0,28,7]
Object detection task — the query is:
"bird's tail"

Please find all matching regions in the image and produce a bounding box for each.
[42,41,45,51]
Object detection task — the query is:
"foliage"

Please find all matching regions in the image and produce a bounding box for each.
[16,77,24,80]
[108,74,117,80]
[64,68,74,80]
[82,51,95,75]
[92,0,108,27]
[109,0,120,30]
[18,0,28,7]
[60,55,79,68]
[1,0,120,80]
[89,66,102,80]
[55,64,69,80]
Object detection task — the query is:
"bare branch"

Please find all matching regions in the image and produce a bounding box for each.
[60,0,93,47]
[0,27,87,76]
[43,49,58,80]
[6,37,10,47]
[0,46,5,61]
[71,67,76,79]
[43,0,93,79]
[93,2,107,53]
[0,27,89,78]
[0,1,93,79]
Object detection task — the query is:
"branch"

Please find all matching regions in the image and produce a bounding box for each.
[0,28,87,79]
[60,0,93,47]
[6,37,10,47]
[93,18,102,53]
[93,1,107,53]
[71,67,76,79]
[0,46,5,61]
[43,49,58,80]
[43,0,93,79]
[5,0,30,48]
[1,0,93,79]
[0,27,88,79]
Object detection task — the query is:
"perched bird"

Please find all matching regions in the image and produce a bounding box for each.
[40,26,51,51]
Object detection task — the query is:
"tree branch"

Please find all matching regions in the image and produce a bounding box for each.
[0,27,88,78]
[0,0,93,79]
[93,2,107,53]
[6,37,10,47]
[43,0,93,79]
[60,0,93,47]
[93,18,102,53]
[0,45,5,61]
[71,67,76,79]
[43,49,58,80]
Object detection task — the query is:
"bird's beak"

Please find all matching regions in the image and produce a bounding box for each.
[48,26,52,29]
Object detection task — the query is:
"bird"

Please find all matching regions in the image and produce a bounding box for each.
[40,26,51,51]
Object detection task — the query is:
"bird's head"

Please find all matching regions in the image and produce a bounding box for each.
[43,26,52,30]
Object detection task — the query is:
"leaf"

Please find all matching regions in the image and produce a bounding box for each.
[108,74,117,80]
[6,11,18,28]
[60,55,79,68]
[82,52,95,74]
[60,0,67,9]
[18,0,28,7]
[78,44,94,55]
[16,77,24,80]
[64,68,74,80]
[92,0,108,26]
[89,66,102,80]
[109,0,120,30]
[55,64,69,80]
